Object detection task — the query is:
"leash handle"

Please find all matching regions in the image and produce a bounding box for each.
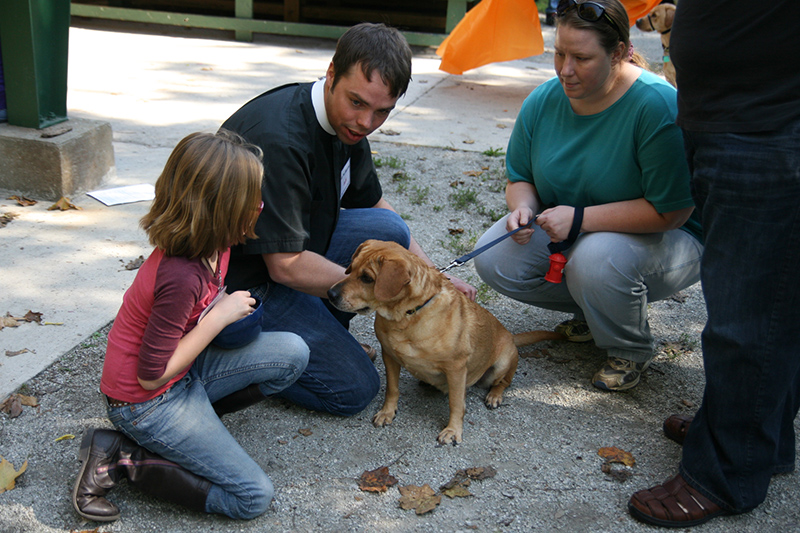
[439,217,536,273]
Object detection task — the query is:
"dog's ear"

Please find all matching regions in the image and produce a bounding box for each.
[346,240,374,274]
[374,259,411,301]
[663,5,675,29]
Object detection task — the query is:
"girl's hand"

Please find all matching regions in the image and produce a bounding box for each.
[507,206,536,245]
[536,206,577,242]
[209,291,256,327]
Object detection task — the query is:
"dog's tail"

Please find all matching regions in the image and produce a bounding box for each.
[512,330,565,347]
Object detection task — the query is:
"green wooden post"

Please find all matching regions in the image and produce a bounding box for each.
[0,0,70,129]
[234,0,254,42]
[445,0,468,33]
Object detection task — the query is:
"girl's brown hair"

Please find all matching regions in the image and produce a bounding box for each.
[140,129,263,259]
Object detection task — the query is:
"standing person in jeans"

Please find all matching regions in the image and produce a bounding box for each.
[474,0,702,392]
[73,131,310,522]
[220,22,476,418]
[628,0,800,527]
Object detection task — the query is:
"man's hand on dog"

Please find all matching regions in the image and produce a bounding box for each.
[447,274,477,301]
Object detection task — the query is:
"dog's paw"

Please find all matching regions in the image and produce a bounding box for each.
[372,409,396,427]
[437,427,462,445]
[484,391,504,409]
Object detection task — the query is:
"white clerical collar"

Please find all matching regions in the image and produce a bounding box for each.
[311,78,336,136]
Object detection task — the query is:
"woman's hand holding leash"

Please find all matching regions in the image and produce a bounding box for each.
[507,206,537,245]
[537,206,582,242]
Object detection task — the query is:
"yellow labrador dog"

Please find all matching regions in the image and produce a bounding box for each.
[328,240,562,444]
[635,3,676,87]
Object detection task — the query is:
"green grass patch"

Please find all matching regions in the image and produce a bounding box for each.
[374,155,404,169]
[482,147,506,157]
[449,187,480,210]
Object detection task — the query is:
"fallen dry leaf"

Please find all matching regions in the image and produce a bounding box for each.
[442,484,472,499]
[464,466,497,480]
[122,255,145,270]
[463,170,483,177]
[440,465,497,498]
[448,228,464,235]
[0,396,23,418]
[449,180,465,187]
[22,310,43,323]
[0,394,38,418]
[18,394,38,407]
[462,139,475,144]
[0,316,20,330]
[398,484,441,514]
[358,466,398,493]
[598,446,636,467]
[8,195,37,206]
[379,128,400,136]
[47,197,82,211]
[298,428,313,436]
[5,349,32,357]
[0,456,28,494]
[601,462,633,482]
[55,434,75,442]
[0,212,19,228]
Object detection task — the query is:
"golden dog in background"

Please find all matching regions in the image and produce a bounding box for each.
[328,240,562,444]
[636,3,676,87]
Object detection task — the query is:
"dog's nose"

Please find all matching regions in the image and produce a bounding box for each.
[327,285,341,302]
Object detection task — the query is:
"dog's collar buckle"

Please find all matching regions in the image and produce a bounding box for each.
[406,294,437,315]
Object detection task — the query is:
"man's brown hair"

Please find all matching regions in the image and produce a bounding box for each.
[330,22,413,98]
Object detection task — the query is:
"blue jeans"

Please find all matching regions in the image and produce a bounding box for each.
[474,214,703,362]
[107,332,309,519]
[252,207,411,416]
[679,120,800,513]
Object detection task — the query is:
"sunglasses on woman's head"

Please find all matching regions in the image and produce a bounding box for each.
[556,0,623,42]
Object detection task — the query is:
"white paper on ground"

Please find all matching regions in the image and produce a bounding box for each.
[87,184,156,206]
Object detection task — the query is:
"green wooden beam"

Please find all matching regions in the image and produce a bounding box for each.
[69,4,448,46]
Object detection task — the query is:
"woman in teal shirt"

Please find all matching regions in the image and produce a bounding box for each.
[475,0,702,391]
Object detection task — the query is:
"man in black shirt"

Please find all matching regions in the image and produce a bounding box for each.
[220,23,475,417]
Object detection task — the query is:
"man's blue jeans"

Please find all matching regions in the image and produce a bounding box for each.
[679,120,800,513]
[252,208,411,416]
[107,331,309,519]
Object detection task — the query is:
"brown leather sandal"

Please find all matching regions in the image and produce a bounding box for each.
[628,474,727,527]
[663,414,693,445]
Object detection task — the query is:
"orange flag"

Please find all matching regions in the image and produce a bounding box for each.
[620,0,663,25]
[436,0,544,75]
[436,0,663,75]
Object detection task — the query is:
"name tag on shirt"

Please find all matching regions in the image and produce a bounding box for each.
[340,158,351,199]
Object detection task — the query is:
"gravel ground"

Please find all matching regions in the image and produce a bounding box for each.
[2,140,800,533]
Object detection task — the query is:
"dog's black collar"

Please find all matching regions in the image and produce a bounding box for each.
[660,27,671,35]
[406,294,437,315]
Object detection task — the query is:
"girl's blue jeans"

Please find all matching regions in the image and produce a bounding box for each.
[108,331,309,519]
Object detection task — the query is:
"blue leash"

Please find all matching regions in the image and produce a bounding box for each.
[439,218,536,273]
[438,206,584,280]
